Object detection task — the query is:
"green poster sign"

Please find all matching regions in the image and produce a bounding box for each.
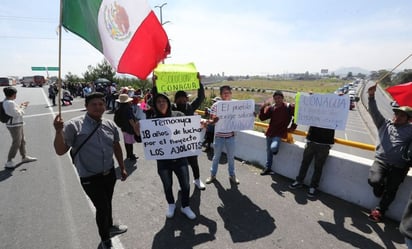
[47,67,59,71]
[154,63,199,92]
[31,66,46,71]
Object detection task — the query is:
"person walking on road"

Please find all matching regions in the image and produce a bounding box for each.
[53,92,128,249]
[289,126,335,197]
[205,85,240,185]
[367,84,412,222]
[2,86,37,169]
[259,90,297,176]
[172,74,206,190]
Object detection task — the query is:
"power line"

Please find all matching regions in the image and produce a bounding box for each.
[0,15,56,23]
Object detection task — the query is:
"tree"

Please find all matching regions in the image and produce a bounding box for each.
[64,72,82,83]
[82,59,116,83]
[393,69,412,84]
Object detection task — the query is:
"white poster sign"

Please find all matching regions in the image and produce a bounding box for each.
[215,99,255,133]
[139,115,202,160]
[295,93,349,130]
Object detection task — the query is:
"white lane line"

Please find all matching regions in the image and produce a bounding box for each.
[41,91,126,249]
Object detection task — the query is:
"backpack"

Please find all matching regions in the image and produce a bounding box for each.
[114,108,123,127]
[0,101,12,123]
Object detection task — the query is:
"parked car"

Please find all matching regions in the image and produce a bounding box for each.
[0,77,11,86]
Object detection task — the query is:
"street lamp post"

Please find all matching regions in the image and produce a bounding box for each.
[155,2,168,25]
[155,2,170,63]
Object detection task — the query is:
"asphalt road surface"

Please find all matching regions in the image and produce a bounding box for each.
[0,85,406,249]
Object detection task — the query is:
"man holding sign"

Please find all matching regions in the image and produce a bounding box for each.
[205,85,240,185]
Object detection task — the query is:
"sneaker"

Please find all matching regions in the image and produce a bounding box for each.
[260,167,275,176]
[101,239,113,249]
[229,175,240,185]
[205,175,216,184]
[166,204,176,218]
[109,224,128,237]
[22,156,37,163]
[180,206,196,220]
[289,181,303,189]
[194,179,206,190]
[4,160,15,169]
[128,154,138,161]
[368,209,383,222]
[307,187,317,197]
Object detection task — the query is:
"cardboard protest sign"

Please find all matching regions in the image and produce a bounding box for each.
[215,99,255,133]
[153,62,199,92]
[294,92,349,130]
[139,115,202,160]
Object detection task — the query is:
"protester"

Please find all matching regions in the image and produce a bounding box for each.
[114,94,140,161]
[48,84,57,106]
[367,84,412,222]
[2,86,37,169]
[289,126,335,197]
[61,91,73,106]
[53,92,128,249]
[259,90,297,175]
[401,191,412,248]
[172,75,206,190]
[202,97,220,151]
[205,85,239,185]
[149,93,197,220]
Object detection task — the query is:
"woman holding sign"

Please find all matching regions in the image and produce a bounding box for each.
[150,93,197,220]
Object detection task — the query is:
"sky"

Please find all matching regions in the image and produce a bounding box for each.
[1,0,412,79]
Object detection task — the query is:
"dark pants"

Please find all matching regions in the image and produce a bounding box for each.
[296,142,330,188]
[368,160,409,213]
[187,155,200,180]
[80,168,116,241]
[157,159,190,207]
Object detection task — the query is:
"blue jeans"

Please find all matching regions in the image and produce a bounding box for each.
[211,136,235,176]
[265,136,281,169]
[157,159,190,207]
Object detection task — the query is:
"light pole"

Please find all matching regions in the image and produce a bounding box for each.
[155,2,170,63]
[155,2,169,25]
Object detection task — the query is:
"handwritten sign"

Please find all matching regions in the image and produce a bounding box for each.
[295,92,349,130]
[139,115,202,160]
[215,99,255,133]
[153,63,199,92]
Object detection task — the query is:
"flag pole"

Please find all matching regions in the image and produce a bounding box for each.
[375,53,412,86]
[57,0,63,116]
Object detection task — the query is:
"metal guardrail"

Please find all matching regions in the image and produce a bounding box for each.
[196,110,376,152]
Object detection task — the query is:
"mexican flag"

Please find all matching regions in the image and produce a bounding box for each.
[387,82,412,107]
[62,0,170,79]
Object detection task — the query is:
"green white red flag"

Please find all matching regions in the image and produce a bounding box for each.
[62,0,170,79]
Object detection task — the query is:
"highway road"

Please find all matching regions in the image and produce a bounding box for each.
[0,84,401,249]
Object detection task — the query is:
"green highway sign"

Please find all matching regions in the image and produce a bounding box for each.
[31,66,46,71]
[31,66,59,71]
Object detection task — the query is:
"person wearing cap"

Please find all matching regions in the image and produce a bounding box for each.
[367,84,412,222]
[2,86,37,169]
[114,94,140,161]
[53,92,128,249]
[259,90,297,176]
[172,76,206,190]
